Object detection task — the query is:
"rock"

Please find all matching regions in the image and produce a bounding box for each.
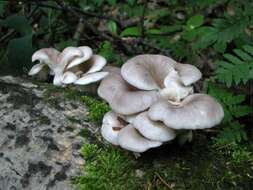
[0,76,97,190]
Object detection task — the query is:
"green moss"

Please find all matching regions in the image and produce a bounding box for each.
[80,96,110,123]
[74,144,145,190]
[75,134,253,190]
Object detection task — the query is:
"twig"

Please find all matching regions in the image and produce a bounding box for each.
[0,29,16,43]
[73,18,85,43]
[140,0,147,39]
[155,172,172,190]
[25,1,121,26]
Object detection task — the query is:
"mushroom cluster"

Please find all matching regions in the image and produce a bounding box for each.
[98,55,224,153]
[28,46,108,86]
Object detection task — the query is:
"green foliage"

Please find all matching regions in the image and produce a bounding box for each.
[81,96,110,123]
[75,144,142,190]
[215,142,253,164]
[0,14,34,73]
[0,1,6,16]
[215,45,253,87]
[208,82,251,145]
[120,26,141,37]
[98,41,123,65]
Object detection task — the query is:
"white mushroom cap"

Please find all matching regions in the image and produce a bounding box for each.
[175,64,202,86]
[74,72,108,85]
[117,124,162,153]
[118,113,138,124]
[121,54,176,90]
[98,66,159,115]
[56,47,83,73]
[31,48,60,72]
[61,71,78,84]
[51,47,83,86]
[101,111,125,145]
[148,94,224,130]
[86,55,107,74]
[133,112,176,142]
[66,46,93,69]
[28,62,46,76]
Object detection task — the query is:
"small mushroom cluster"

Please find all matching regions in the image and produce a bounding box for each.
[98,55,224,153]
[28,46,108,86]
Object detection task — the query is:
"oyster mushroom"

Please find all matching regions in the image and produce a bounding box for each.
[29,46,108,86]
[117,124,162,153]
[133,111,176,142]
[101,111,126,145]
[121,54,202,102]
[98,66,159,115]
[29,48,60,76]
[148,94,224,130]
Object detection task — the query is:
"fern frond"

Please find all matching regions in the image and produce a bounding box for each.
[207,82,251,145]
[214,45,253,87]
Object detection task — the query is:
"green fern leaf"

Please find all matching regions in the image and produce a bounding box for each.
[215,45,253,87]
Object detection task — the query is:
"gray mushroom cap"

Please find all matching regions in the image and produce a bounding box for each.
[175,64,202,86]
[98,66,159,115]
[117,124,162,153]
[121,54,202,91]
[133,111,176,142]
[121,54,176,90]
[148,94,224,130]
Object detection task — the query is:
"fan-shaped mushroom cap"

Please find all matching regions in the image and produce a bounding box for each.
[31,48,60,72]
[28,62,46,76]
[148,94,224,130]
[51,47,83,86]
[117,124,162,152]
[74,72,108,85]
[101,111,126,145]
[57,47,83,72]
[66,46,93,69]
[133,112,176,142]
[121,54,176,90]
[98,66,159,115]
[121,54,202,90]
[175,64,202,86]
[86,55,107,74]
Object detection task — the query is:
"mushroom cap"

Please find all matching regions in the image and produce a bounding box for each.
[31,48,60,71]
[98,66,159,115]
[175,64,202,86]
[133,112,176,142]
[148,94,224,130]
[66,46,93,69]
[28,63,46,76]
[121,54,176,90]
[101,111,125,145]
[117,124,162,152]
[74,72,108,85]
[86,55,107,74]
[56,47,83,73]
[61,71,78,84]
[121,54,202,91]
